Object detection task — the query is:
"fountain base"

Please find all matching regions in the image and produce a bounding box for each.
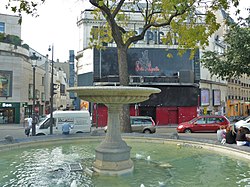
[93,159,134,175]
[93,142,134,175]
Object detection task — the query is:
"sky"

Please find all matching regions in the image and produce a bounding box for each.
[1,0,92,62]
[0,0,250,62]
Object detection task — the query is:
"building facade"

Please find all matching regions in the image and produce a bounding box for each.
[0,13,72,124]
[76,9,202,126]
[200,10,250,118]
[76,8,250,126]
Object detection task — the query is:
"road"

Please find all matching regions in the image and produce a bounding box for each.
[156,126,218,140]
[0,124,218,141]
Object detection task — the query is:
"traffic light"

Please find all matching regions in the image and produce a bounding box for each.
[51,83,58,95]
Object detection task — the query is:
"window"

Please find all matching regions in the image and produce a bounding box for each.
[0,22,5,33]
[216,118,224,123]
[35,89,40,99]
[42,77,45,86]
[131,118,152,125]
[40,119,51,129]
[207,118,216,124]
[196,118,206,124]
[28,84,33,99]
[41,93,45,102]
[60,84,65,94]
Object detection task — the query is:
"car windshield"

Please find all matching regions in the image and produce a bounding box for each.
[189,117,198,123]
[131,118,152,125]
[37,117,49,126]
[243,116,250,122]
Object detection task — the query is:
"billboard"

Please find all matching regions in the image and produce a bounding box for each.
[78,48,94,75]
[94,47,199,78]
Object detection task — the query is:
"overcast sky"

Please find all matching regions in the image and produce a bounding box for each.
[21,0,91,62]
[0,0,249,62]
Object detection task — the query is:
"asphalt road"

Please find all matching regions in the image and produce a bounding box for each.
[0,124,218,141]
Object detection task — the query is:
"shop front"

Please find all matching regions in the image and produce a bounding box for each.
[226,99,250,117]
[0,102,20,124]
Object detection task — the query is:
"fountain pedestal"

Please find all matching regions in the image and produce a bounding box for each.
[93,104,133,175]
[67,86,161,175]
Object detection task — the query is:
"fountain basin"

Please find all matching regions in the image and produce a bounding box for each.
[0,136,250,187]
[67,86,161,104]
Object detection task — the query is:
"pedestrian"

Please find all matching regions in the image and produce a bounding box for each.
[225,124,237,144]
[62,120,73,135]
[24,116,32,136]
[236,126,250,146]
[217,126,226,143]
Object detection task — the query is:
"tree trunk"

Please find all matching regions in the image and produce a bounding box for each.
[117,47,129,85]
[117,46,131,133]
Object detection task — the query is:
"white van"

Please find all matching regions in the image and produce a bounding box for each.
[33,110,91,136]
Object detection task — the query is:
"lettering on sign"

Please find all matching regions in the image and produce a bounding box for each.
[2,103,12,107]
[135,50,160,73]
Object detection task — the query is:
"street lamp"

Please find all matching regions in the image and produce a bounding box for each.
[48,45,54,135]
[30,52,39,136]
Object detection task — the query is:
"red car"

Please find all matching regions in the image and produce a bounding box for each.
[177,115,230,133]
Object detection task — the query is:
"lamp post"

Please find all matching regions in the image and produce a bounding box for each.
[30,52,39,136]
[48,45,54,135]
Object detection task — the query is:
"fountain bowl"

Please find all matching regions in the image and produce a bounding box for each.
[67,86,161,104]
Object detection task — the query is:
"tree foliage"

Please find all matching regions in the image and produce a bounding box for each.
[201,18,250,79]
[4,0,45,24]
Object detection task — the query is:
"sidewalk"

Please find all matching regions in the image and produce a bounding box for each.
[0,123,25,130]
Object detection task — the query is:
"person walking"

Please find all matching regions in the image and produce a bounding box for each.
[62,120,73,135]
[24,116,32,136]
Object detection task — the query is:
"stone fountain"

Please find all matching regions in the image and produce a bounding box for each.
[67,86,161,175]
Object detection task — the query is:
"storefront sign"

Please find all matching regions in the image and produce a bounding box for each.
[2,103,12,107]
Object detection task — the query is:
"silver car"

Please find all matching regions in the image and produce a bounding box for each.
[104,116,156,134]
[234,116,250,130]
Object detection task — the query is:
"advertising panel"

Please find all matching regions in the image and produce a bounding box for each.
[78,49,93,75]
[94,47,199,78]
[213,89,221,106]
[201,89,209,106]
[0,71,12,97]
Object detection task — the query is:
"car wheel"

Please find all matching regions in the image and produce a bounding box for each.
[143,129,151,134]
[36,133,45,136]
[184,129,192,133]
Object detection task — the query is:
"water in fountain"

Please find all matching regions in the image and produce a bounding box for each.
[0,139,249,187]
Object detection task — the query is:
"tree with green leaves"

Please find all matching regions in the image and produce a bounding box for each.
[4,0,45,24]
[201,16,250,79]
[5,0,240,132]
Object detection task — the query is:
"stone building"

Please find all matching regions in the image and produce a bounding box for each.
[0,13,72,124]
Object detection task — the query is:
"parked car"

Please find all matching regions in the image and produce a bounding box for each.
[234,116,250,130]
[177,115,230,133]
[104,116,156,134]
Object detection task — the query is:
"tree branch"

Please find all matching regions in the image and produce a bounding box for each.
[113,0,125,18]
[126,7,187,47]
